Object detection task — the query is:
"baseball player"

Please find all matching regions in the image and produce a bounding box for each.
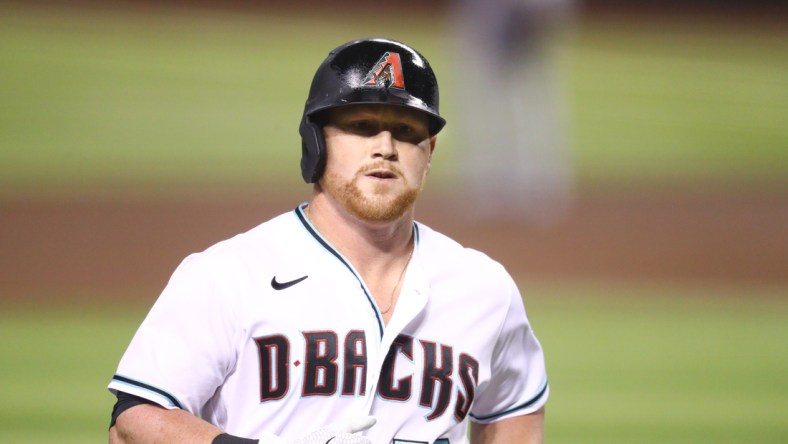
[108,38,548,444]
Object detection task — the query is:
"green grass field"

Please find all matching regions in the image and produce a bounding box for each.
[1,6,786,194]
[1,283,786,443]
[526,282,788,443]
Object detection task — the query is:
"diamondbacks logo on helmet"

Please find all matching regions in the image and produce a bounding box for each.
[363,52,406,90]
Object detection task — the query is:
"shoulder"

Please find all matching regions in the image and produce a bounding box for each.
[155,208,310,315]
[205,209,301,253]
[176,208,304,274]
[416,222,509,271]
[415,221,517,294]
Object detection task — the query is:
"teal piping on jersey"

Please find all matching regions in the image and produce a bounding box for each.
[294,203,420,339]
[468,379,548,422]
[111,374,183,409]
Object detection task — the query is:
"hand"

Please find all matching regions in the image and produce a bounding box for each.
[290,416,376,444]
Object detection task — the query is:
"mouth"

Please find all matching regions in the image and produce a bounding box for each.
[365,169,398,180]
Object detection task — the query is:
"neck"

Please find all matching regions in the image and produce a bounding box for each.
[306,191,415,268]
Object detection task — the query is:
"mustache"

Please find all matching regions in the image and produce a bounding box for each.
[357,162,403,177]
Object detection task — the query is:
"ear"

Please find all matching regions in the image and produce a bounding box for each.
[426,136,437,174]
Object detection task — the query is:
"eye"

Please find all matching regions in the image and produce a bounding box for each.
[345,119,377,135]
[392,122,428,143]
[394,124,414,135]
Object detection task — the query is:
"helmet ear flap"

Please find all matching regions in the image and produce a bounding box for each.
[299,114,326,183]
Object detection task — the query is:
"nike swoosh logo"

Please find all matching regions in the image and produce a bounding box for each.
[271,275,308,290]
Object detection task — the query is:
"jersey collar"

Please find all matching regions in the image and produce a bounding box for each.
[293,203,421,338]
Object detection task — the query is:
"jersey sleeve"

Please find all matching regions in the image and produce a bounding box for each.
[108,252,244,416]
[469,275,549,423]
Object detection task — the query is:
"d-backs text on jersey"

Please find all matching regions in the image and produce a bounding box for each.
[254,330,479,423]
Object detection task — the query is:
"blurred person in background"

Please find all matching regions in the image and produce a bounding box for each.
[450,0,577,225]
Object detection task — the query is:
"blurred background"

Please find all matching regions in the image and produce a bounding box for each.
[0,0,786,442]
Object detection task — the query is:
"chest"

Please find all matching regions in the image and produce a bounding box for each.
[236,268,497,405]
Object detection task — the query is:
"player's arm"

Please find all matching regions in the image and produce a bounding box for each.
[109,398,376,444]
[110,403,224,444]
[469,407,545,444]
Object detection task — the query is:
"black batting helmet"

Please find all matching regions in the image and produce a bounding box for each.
[298,38,447,183]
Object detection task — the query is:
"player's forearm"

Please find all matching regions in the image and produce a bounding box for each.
[110,403,223,444]
[470,408,545,444]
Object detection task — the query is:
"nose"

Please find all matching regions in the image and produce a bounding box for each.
[372,131,398,161]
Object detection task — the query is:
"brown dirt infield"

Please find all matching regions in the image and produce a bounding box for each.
[1,186,786,301]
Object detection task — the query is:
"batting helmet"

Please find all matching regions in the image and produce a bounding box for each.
[298,38,447,183]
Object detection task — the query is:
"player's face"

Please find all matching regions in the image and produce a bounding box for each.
[320,104,436,223]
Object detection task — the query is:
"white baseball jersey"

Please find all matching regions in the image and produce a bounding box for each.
[109,204,548,443]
